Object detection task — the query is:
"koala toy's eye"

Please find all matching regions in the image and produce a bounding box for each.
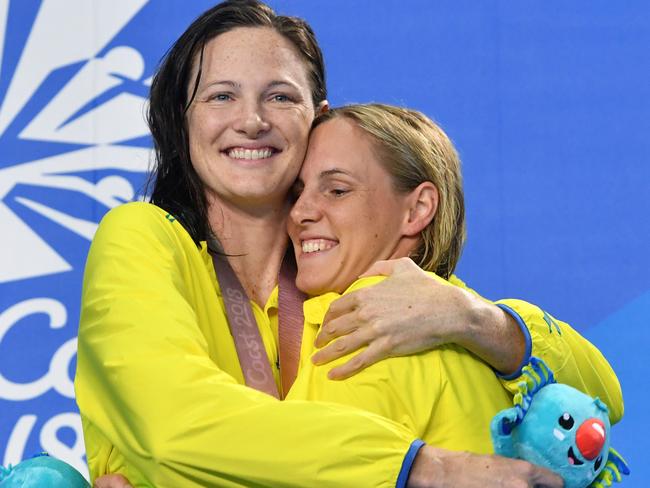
[594,456,603,471]
[558,412,574,430]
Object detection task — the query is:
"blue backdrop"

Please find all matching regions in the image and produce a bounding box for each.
[0,1,647,484]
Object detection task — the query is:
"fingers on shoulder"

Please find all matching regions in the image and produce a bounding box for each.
[93,473,132,488]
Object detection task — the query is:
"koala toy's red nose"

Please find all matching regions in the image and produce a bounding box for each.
[576,418,606,460]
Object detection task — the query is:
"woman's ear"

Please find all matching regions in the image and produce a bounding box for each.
[317,100,329,115]
[402,182,438,237]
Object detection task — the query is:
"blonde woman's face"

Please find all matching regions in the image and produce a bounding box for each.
[288,118,414,295]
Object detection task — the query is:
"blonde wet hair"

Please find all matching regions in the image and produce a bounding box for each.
[313,103,465,278]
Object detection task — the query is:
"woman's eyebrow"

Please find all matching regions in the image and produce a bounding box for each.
[267,80,300,90]
[199,80,298,92]
[201,79,239,90]
[319,168,352,179]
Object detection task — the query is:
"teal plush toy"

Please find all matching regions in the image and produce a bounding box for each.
[0,452,90,487]
[491,357,630,488]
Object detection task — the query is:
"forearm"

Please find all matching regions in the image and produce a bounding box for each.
[407,445,564,488]
[318,263,621,425]
[76,205,417,487]
[310,269,532,380]
[77,295,415,487]
[446,275,623,422]
[456,293,623,423]
[80,380,414,487]
[495,299,623,423]
[455,297,528,377]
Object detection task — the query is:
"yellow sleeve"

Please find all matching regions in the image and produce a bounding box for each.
[447,275,622,424]
[75,203,415,488]
[493,298,623,424]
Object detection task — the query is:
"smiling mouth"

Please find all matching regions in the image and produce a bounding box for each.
[226,147,278,160]
[567,446,584,466]
[301,239,337,254]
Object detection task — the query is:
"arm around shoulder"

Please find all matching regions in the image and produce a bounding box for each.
[445,275,622,424]
[494,298,623,424]
[75,203,416,487]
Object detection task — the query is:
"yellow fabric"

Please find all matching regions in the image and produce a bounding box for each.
[494,298,624,424]
[448,276,623,424]
[76,201,624,485]
[288,274,624,452]
[287,276,513,454]
[75,202,415,488]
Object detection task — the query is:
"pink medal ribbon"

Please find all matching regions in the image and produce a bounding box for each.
[212,251,305,399]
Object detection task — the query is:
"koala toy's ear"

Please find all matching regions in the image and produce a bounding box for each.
[490,406,519,458]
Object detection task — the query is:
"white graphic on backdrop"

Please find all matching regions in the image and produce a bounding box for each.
[1,298,85,471]
[5,412,87,479]
[0,0,148,136]
[0,0,154,477]
[1,145,150,282]
[0,1,8,80]
[0,0,150,283]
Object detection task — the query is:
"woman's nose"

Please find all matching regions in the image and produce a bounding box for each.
[290,191,320,225]
[234,102,270,138]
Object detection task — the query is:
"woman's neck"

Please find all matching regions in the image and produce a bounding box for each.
[208,197,290,306]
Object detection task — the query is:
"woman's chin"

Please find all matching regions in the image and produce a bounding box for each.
[295,277,328,297]
[296,275,353,297]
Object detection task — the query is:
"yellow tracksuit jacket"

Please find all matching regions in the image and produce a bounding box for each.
[287,277,514,454]
[75,202,623,487]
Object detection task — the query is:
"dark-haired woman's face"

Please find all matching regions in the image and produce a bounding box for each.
[185,27,316,210]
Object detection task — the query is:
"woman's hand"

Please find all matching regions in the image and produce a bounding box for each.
[93,474,132,488]
[90,450,563,488]
[408,445,564,488]
[312,258,526,379]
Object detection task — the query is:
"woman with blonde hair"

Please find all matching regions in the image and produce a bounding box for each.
[286,103,542,455]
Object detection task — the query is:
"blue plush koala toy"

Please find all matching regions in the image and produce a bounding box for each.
[491,357,630,488]
[0,452,90,487]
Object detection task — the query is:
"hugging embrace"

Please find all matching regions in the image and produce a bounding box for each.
[75,1,623,487]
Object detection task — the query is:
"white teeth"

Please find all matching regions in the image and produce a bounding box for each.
[228,148,273,160]
[301,239,335,253]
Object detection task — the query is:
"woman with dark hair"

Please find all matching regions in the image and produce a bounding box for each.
[76,1,620,487]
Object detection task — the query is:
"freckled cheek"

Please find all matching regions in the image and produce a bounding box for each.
[291,126,311,154]
[285,108,314,138]
[356,210,382,256]
[187,127,214,157]
[287,222,299,243]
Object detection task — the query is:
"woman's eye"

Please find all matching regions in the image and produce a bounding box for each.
[211,93,231,102]
[271,94,292,102]
[330,188,348,197]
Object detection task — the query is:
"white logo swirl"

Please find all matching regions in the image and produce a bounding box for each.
[0,0,152,283]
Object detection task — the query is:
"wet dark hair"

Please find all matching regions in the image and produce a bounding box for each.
[147,0,326,244]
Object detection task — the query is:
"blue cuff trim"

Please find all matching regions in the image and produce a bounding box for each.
[495,303,532,380]
[396,439,426,488]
